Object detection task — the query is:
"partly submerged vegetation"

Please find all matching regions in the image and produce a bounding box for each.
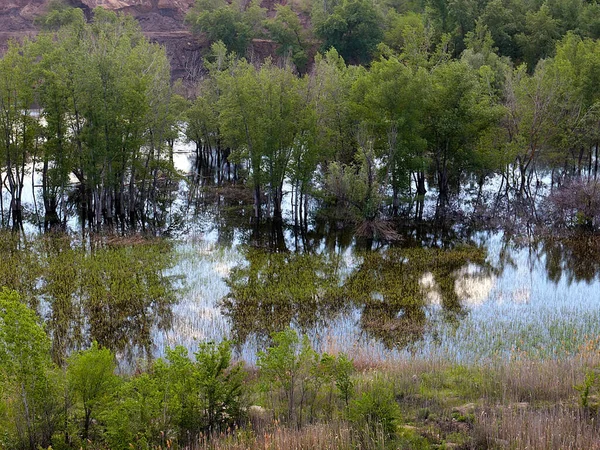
[2,1,600,448]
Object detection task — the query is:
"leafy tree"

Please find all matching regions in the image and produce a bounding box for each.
[311,49,358,165]
[154,343,246,441]
[102,373,166,449]
[348,378,401,439]
[0,40,39,231]
[315,0,384,65]
[264,5,310,71]
[351,53,429,214]
[26,8,179,232]
[35,0,84,30]
[383,11,430,56]
[217,58,305,219]
[0,289,58,449]
[503,60,577,193]
[515,4,561,71]
[66,341,117,440]
[479,0,525,60]
[424,60,500,203]
[257,328,321,427]
[186,0,265,56]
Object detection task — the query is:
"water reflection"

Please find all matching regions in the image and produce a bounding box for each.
[221,248,346,345]
[221,243,492,352]
[539,234,600,284]
[5,141,600,362]
[0,233,180,365]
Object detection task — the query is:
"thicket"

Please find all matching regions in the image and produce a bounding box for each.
[186,0,600,68]
[0,7,182,232]
[184,20,600,232]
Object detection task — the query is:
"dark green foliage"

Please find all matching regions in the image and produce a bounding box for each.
[315,0,384,65]
[264,5,310,70]
[35,0,85,30]
[186,0,265,55]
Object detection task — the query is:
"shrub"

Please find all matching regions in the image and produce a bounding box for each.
[348,379,401,438]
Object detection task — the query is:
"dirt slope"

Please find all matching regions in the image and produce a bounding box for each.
[0,0,201,80]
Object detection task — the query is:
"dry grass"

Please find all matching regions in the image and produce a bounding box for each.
[475,406,600,449]
[188,353,600,450]
[355,219,400,241]
[480,357,586,404]
[191,423,354,450]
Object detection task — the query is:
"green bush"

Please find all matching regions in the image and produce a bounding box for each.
[257,328,355,427]
[348,379,401,438]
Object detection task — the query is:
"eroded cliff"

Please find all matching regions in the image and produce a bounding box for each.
[0,0,200,80]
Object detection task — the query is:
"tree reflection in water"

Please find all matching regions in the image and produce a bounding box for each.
[223,242,492,351]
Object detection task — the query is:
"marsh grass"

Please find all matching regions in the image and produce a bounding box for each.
[177,352,600,449]
[474,406,600,449]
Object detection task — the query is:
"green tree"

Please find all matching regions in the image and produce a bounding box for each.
[0,289,58,450]
[66,341,117,440]
[257,328,320,427]
[264,5,310,71]
[0,40,39,230]
[479,0,526,60]
[424,60,500,203]
[315,0,384,65]
[352,53,429,214]
[515,4,561,71]
[186,0,265,56]
[217,58,305,219]
[153,343,246,441]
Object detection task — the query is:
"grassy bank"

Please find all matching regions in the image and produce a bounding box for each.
[192,353,600,450]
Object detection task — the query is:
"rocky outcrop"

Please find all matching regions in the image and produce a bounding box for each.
[0,0,201,81]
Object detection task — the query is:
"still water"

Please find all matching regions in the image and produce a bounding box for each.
[3,142,600,365]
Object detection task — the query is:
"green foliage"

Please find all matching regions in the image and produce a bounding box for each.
[154,343,246,441]
[264,5,309,71]
[66,342,118,440]
[35,0,85,30]
[575,367,600,412]
[186,0,266,55]
[315,0,384,65]
[0,233,179,365]
[216,57,307,218]
[0,289,57,449]
[0,7,180,232]
[348,378,401,439]
[257,328,354,427]
[515,5,561,71]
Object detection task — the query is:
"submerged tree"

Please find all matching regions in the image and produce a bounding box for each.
[217,58,306,220]
[0,7,180,233]
[0,40,39,231]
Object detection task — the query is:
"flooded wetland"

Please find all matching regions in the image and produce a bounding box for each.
[5,8,600,446]
[6,146,600,368]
